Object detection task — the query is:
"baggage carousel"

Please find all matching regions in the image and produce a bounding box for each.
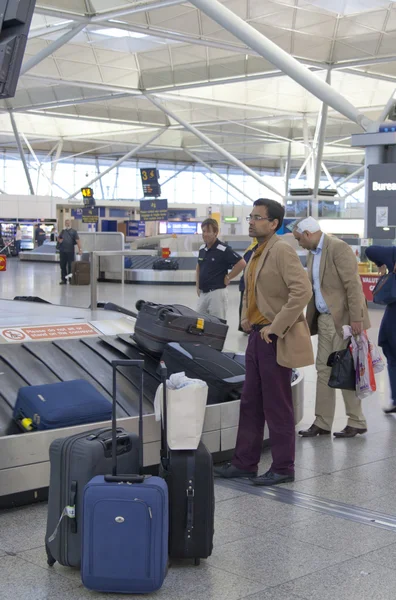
[0,299,305,508]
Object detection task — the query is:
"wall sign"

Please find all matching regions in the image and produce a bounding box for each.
[82,207,99,223]
[140,199,168,221]
[367,164,396,239]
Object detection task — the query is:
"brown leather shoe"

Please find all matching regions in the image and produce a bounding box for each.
[333,425,367,438]
[298,424,331,437]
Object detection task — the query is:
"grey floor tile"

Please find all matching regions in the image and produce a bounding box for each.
[272,513,396,557]
[214,516,260,547]
[277,557,396,600]
[215,494,313,531]
[328,456,396,489]
[50,563,269,600]
[208,530,352,587]
[214,483,248,503]
[242,589,307,600]
[281,472,395,505]
[0,554,78,600]
[293,442,382,474]
[0,502,48,553]
[360,491,396,513]
[18,546,81,584]
[360,542,396,570]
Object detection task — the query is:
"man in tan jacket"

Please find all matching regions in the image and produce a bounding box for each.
[294,217,370,438]
[215,199,314,486]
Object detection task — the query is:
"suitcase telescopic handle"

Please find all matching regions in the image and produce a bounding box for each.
[112,360,144,477]
[159,361,169,465]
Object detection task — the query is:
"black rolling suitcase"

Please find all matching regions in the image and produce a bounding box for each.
[104,301,228,356]
[45,381,140,568]
[161,342,245,404]
[158,363,214,563]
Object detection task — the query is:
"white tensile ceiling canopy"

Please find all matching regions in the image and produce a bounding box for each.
[307,0,396,16]
[2,0,396,176]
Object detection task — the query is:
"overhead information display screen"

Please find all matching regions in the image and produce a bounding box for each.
[140,168,161,197]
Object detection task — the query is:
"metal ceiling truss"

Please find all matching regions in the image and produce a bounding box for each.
[5,0,396,189]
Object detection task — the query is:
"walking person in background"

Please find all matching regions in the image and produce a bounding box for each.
[15,225,22,256]
[196,218,245,320]
[57,220,82,285]
[35,223,46,247]
[294,217,370,438]
[238,238,257,332]
[365,245,396,413]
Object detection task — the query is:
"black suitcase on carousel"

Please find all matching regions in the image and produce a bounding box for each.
[158,364,214,564]
[152,258,179,271]
[133,300,228,356]
[161,342,245,404]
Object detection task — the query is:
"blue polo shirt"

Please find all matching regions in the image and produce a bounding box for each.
[198,239,242,293]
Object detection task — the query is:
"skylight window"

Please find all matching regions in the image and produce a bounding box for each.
[93,28,147,38]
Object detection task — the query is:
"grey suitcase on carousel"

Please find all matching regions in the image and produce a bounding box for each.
[45,427,140,568]
[133,300,228,356]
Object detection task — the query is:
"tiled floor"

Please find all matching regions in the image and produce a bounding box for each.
[1,259,396,600]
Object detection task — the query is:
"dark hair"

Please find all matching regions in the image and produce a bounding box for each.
[253,198,284,232]
[201,218,219,234]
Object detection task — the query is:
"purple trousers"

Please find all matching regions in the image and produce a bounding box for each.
[232,331,295,476]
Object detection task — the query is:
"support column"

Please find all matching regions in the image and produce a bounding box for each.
[313,71,331,206]
[51,141,64,191]
[303,119,313,188]
[9,112,34,194]
[284,142,292,196]
[95,157,105,199]
[66,129,165,200]
[146,94,282,198]
[188,0,371,129]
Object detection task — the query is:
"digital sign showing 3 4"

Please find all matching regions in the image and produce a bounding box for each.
[140,168,161,197]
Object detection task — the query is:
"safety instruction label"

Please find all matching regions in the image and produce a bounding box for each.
[0,323,98,343]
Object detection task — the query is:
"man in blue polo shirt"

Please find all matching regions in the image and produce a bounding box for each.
[196,218,245,320]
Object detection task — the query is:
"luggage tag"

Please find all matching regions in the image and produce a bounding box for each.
[47,505,76,543]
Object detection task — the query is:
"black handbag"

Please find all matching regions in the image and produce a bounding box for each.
[327,343,356,391]
[372,264,396,306]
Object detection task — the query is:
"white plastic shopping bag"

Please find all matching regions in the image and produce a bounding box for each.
[154,372,208,450]
[343,326,384,400]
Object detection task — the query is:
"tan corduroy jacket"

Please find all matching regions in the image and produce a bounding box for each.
[242,234,314,369]
[306,234,370,336]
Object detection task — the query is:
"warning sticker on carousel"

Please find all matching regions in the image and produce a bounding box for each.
[0,323,98,343]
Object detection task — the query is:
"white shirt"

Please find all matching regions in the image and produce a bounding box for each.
[311,233,330,314]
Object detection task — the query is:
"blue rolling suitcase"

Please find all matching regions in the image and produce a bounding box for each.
[81,359,169,594]
[13,379,112,431]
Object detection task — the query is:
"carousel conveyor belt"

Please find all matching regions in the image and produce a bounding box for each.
[22,341,120,414]
[53,338,153,416]
[81,337,159,405]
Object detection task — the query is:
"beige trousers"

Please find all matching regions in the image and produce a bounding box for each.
[314,313,367,431]
[197,288,228,321]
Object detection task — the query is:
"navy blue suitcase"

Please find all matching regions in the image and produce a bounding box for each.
[13,379,112,431]
[81,360,169,594]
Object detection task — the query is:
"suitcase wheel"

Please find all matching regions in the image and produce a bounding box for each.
[46,545,56,567]
[194,558,201,566]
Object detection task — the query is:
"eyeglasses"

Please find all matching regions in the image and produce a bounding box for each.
[246,216,273,222]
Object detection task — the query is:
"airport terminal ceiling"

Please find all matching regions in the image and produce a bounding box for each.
[2,0,396,175]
